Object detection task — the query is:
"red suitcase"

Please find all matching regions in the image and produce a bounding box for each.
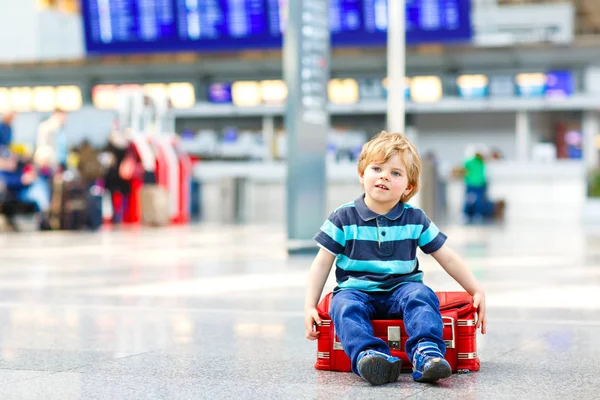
[314,291,480,373]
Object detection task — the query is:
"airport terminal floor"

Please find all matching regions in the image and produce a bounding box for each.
[0,220,598,399]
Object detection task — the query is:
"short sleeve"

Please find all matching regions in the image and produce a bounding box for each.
[313,211,346,256]
[417,211,447,254]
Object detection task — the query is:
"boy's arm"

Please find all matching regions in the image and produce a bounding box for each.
[304,248,336,340]
[431,244,487,334]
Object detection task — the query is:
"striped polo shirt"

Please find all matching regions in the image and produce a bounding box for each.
[314,195,447,293]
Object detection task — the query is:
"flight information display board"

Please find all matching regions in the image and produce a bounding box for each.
[360,0,472,45]
[82,0,472,54]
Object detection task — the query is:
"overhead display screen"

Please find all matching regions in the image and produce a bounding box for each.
[82,0,472,54]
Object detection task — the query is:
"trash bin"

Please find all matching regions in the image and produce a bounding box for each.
[190,179,202,221]
[420,157,446,222]
[220,176,248,224]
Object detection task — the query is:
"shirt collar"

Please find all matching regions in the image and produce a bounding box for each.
[354,195,405,221]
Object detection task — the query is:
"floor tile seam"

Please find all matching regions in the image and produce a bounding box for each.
[68,348,175,374]
[0,369,69,388]
[33,349,166,382]
[0,349,166,388]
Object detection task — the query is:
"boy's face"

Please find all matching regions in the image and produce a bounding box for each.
[359,153,413,208]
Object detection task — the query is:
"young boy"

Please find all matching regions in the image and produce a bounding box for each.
[304,131,487,385]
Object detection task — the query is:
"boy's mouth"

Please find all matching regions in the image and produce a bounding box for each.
[375,184,389,191]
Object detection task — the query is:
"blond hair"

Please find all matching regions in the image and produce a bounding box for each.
[357,131,421,202]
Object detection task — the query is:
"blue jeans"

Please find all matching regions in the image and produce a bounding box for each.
[464,185,494,218]
[330,283,445,375]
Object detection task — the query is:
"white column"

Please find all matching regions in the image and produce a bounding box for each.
[515,111,530,161]
[583,111,599,171]
[262,116,275,161]
[387,0,405,133]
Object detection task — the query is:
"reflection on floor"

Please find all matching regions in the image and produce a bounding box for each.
[0,222,598,398]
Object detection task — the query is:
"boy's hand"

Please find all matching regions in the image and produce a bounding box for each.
[472,291,487,334]
[304,308,322,340]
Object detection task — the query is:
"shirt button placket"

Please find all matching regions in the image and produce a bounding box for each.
[378,217,392,256]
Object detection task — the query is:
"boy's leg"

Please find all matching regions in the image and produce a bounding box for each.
[330,290,401,384]
[387,283,451,382]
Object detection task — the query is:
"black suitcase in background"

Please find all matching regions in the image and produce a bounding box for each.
[49,176,88,230]
[85,189,103,231]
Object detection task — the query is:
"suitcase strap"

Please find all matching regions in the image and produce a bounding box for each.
[330,315,457,352]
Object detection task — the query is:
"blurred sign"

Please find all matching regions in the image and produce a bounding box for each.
[9,87,33,112]
[208,83,233,104]
[515,73,546,97]
[92,83,194,109]
[514,72,575,98]
[33,86,57,112]
[92,85,119,110]
[55,86,83,111]
[473,3,574,46]
[545,71,574,98]
[456,74,489,99]
[260,80,288,105]
[232,81,261,107]
[82,0,472,55]
[328,79,359,104]
[410,76,442,103]
[168,83,195,108]
[337,0,472,46]
[0,89,10,112]
[0,85,81,112]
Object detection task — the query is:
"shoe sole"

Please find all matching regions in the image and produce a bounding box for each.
[414,358,452,383]
[357,355,402,386]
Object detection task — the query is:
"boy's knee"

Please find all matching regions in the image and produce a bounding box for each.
[331,293,370,319]
[331,299,367,318]
[405,285,439,306]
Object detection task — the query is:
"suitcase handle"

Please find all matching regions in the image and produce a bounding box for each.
[442,316,455,349]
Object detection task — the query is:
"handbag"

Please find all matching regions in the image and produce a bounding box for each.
[119,152,141,181]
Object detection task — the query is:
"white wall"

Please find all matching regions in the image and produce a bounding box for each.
[415,112,518,168]
[415,111,557,169]
[0,1,37,62]
[0,1,84,62]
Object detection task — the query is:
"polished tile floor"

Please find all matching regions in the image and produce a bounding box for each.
[0,221,599,399]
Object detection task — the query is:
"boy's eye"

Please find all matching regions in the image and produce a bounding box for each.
[372,166,381,172]
[392,171,400,177]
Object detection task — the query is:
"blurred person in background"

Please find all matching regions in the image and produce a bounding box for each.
[77,139,103,188]
[0,112,16,155]
[104,129,131,224]
[35,109,68,171]
[0,149,40,231]
[458,145,504,223]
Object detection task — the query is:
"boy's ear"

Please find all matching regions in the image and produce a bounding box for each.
[359,172,364,186]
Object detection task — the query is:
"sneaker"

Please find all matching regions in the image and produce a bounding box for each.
[412,344,452,382]
[357,349,402,385]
